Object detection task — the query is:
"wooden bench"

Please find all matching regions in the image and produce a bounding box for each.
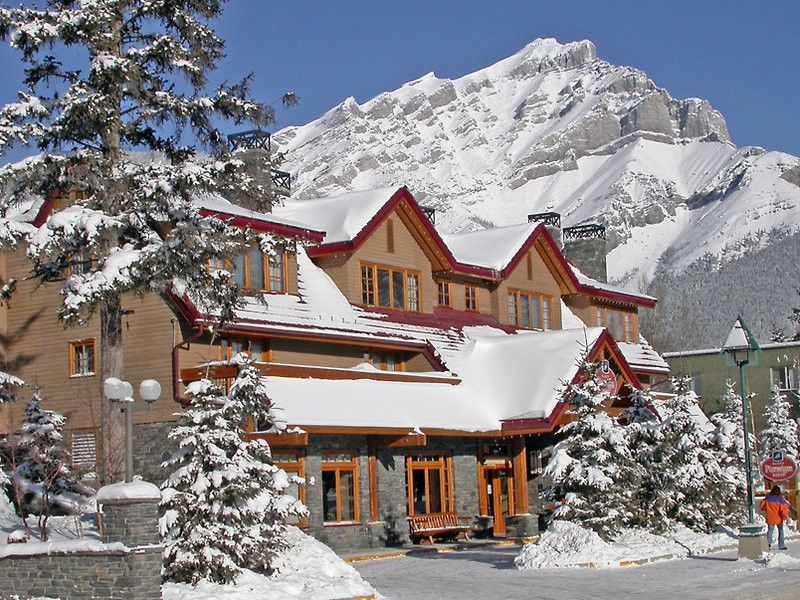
[407,513,471,544]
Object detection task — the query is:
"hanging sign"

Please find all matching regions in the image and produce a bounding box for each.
[760,451,798,482]
[596,360,617,395]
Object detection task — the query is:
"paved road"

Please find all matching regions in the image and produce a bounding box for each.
[354,541,800,600]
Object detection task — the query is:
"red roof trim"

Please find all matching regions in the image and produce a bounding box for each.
[199,208,324,242]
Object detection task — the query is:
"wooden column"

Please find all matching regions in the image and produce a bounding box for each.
[368,439,379,522]
[511,436,529,514]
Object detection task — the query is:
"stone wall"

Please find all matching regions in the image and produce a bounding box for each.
[0,484,162,600]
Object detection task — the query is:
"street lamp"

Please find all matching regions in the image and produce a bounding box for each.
[721,316,763,559]
[104,377,161,482]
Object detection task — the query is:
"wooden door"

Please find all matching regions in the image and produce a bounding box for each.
[480,465,515,536]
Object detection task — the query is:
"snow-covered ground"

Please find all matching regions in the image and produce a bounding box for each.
[163,526,376,600]
[514,521,746,568]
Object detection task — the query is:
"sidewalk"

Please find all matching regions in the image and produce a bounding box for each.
[337,538,525,564]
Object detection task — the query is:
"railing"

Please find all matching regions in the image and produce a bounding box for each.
[528,212,561,228]
[420,206,436,225]
[563,224,606,241]
[271,169,291,193]
[228,129,271,152]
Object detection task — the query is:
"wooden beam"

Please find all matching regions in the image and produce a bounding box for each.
[368,439,379,522]
[247,431,309,447]
[511,437,529,514]
[375,433,427,448]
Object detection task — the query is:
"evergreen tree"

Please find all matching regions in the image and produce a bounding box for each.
[544,358,640,539]
[644,379,738,533]
[759,385,799,460]
[16,390,87,539]
[621,388,661,528]
[0,1,290,480]
[160,357,305,584]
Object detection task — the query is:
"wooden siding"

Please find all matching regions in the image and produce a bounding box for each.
[494,249,562,329]
[271,339,365,369]
[2,246,184,434]
[565,297,639,342]
[324,207,437,313]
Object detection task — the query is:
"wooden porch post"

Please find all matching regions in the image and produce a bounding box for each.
[511,436,529,514]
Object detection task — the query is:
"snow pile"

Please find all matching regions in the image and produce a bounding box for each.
[163,526,376,600]
[757,552,800,569]
[97,480,161,502]
[515,521,737,569]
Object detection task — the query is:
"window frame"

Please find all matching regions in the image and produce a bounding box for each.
[464,285,479,312]
[406,452,454,516]
[68,338,96,378]
[771,366,798,391]
[507,289,553,330]
[321,450,360,523]
[437,281,452,307]
[212,247,288,294]
[595,306,636,343]
[359,262,422,312]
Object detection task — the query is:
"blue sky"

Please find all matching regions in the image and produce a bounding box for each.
[1,1,798,156]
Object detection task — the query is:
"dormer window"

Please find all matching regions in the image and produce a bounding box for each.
[508,290,552,329]
[226,246,287,293]
[360,263,420,311]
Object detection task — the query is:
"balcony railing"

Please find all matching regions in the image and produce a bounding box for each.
[271,169,291,194]
[228,129,271,152]
[563,224,606,241]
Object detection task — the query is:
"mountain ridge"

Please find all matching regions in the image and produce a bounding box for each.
[274,38,800,350]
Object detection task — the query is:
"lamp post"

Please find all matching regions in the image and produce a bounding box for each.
[104,377,161,482]
[721,316,763,559]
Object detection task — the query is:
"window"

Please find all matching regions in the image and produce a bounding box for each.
[407,453,454,515]
[595,307,636,342]
[360,264,421,311]
[771,367,798,391]
[71,430,97,477]
[321,451,359,522]
[465,286,478,311]
[507,290,552,329]
[372,351,405,372]
[68,247,93,276]
[437,282,451,307]
[218,247,287,293]
[221,338,269,362]
[69,339,95,377]
[273,450,307,526]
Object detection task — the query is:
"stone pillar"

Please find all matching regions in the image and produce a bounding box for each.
[97,481,163,600]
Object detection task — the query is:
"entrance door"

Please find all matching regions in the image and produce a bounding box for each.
[481,466,515,536]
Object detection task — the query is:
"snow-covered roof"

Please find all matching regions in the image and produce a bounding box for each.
[272,187,397,244]
[440,222,539,270]
[266,326,605,431]
[568,262,656,303]
[617,338,671,375]
[194,193,323,235]
[185,248,628,432]
[662,339,800,358]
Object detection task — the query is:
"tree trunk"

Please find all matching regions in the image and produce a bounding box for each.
[99,295,125,483]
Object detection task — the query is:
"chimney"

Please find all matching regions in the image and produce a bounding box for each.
[562,224,607,283]
[227,129,291,212]
[528,212,562,248]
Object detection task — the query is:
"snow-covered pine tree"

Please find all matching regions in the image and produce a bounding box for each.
[620,388,662,528]
[643,378,738,533]
[759,385,799,460]
[0,1,291,480]
[160,356,305,584]
[543,357,640,539]
[0,370,23,491]
[15,390,87,539]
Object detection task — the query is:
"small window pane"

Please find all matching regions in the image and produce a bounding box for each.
[521,295,531,328]
[249,247,265,290]
[378,270,391,307]
[269,249,285,293]
[392,271,405,309]
[361,266,374,305]
[407,274,419,311]
[233,253,246,287]
[322,471,337,521]
[428,469,442,513]
[341,470,356,520]
[542,298,551,330]
[508,293,517,325]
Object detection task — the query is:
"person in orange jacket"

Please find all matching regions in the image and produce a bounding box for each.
[760,485,791,550]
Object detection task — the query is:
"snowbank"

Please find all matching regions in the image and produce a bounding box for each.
[515,521,738,569]
[163,526,376,599]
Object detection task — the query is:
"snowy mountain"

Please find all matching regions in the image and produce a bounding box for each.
[274,38,800,351]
